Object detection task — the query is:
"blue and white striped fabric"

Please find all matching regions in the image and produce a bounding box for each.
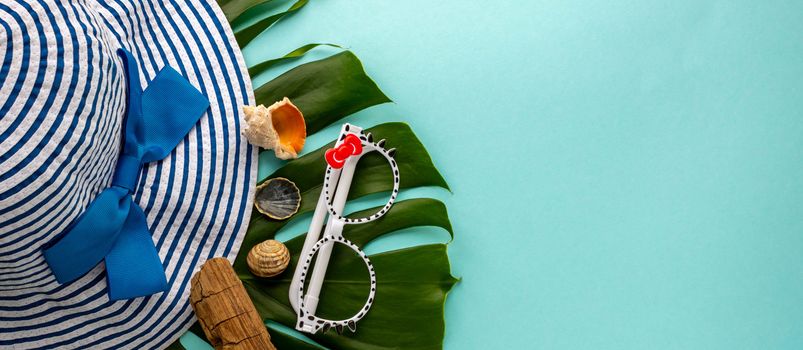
[0,0,256,348]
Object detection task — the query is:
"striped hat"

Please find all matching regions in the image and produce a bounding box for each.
[0,0,255,348]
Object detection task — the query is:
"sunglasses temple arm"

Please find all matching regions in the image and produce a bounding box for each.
[289,168,343,313]
[303,156,358,314]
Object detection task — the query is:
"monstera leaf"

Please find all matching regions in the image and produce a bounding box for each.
[235,53,455,347]
[171,1,457,349]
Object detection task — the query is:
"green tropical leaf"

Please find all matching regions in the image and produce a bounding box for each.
[254,51,391,134]
[249,43,343,78]
[227,120,455,349]
[221,0,274,22]
[234,0,308,47]
[267,325,326,350]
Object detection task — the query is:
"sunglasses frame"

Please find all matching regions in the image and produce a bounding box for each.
[289,123,400,334]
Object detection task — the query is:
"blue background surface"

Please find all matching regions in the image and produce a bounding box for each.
[187,1,803,348]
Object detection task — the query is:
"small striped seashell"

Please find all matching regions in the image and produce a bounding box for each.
[247,240,291,278]
[254,177,301,220]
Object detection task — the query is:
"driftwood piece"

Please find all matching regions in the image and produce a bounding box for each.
[190,257,277,350]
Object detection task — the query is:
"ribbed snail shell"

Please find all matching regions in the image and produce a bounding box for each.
[246,240,291,278]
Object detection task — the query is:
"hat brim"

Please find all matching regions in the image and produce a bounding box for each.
[0,1,256,348]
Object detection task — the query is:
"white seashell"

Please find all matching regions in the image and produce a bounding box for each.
[247,240,291,278]
[242,97,306,160]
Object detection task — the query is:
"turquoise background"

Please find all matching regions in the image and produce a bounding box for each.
[185,1,803,348]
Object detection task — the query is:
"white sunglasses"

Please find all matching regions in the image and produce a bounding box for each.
[289,123,400,334]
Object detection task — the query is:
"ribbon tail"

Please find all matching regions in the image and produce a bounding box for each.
[139,66,210,162]
[43,188,130,284]
[105,204,168,300]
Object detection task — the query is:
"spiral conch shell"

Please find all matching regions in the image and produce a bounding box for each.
[247,240,291,278]
[242,97,306,159]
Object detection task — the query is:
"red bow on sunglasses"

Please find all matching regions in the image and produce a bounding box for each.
[325,134,363,169]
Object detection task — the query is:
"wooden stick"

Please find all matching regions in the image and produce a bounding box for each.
[190,257,277,350]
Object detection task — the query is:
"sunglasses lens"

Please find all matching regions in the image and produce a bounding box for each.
[302,239,374,324]
[330,152,398,222]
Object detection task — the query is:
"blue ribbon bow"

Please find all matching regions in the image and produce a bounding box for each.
[43,49,209,300]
